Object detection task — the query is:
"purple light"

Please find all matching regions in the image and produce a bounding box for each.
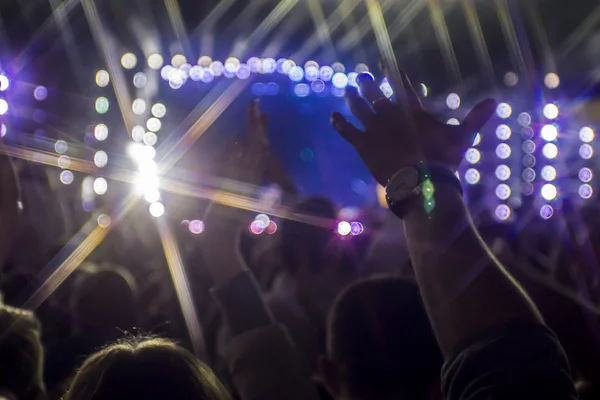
[189,220,205,234]
[522,168,536,182]
[289,66,304,82]
[495,143,512,159]
[305,65,319,82]
[247,57,261,73]
[311,79,325,93]
[521,126,534,139]
[189,66,203,81]
[540,204,554,219]
[522,154,536,168]
[201,69,215,83]
[293,84,310,97]
[495,184,512,200]
[210,61,224,76]
[250,220,266,235]
[34,86,48,101]
[266,221,278,235]
[319,66,334,81]
[262,58,277,73]
[579,168,593,183]
[495,204,511,221]
[236,64,251,79]
[465,168,481,184]
[522,140,536,154]
[350,221,364,235]
[579,144,593,160]
[579,184,593,199]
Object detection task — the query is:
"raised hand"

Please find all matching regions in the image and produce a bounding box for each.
[330,71,496,185]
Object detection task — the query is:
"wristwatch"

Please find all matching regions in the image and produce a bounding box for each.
[385,162,462,219]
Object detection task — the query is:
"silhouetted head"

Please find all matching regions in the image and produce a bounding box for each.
[64,337,231,400]
[320,275,443,400]
[0,304,45,400]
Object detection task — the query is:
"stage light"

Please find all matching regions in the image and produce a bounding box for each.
[347,72,358,87]
[579,144,593,159]
[236,64,250,79]
[259,58,275,74]
[132,98,146,115]
[420,83,428,97]
[495,204,511,221]
[146,117,161,132]
[319,66,334,81]
[0,123,5,137]
[94,124,108,141]
[522,154,536,168]
[95,214,111,228]
[252,83,266,96]
[93,177,108,195]
[495,143,512,159]
[95,97,109,114]
[149,201,165,217]
[446,93,460,110]
[518,112,531,126]
[495,184,511,200]
[210,61,224,76]
[151,103,166,118]
[121,53,137,69]
[281,60,295,75]
[133,72,147,88]
[189,66,202,81]
[332,72,348,88]
[60,170,74,185]
[179,63,191,79]
[496,124,512,140]
[249,220,266,235]
[289,66,304,82]
[472,133,481,146]
[521,126,534,139]
[579,127,595,143]
[540,124,558,141]
[311,79,325,93]
[380,79,393,98]
[542,143,558,159]
[247,57,261,73]
[495,165,511,181]
[465,168,481,184]
[496,102,512,119]
[355,63,369,73]
[447,118,460,126]
[0,75,9,91]
[171,54,187,68]
[503,72,518,87]
[305,65,319,81]
[188,220,205,234]
[169,73,184,89]
[160,65,173,80]
[294,84,310,97]
[144,187,161,203]
[541,183,557,200]
[255,214,270,227]
[225,57,241,73]
[543,104,559,120]
[522,140,536,154]
[331,62,345,73]
[200,68,215,83]
[132,125,145,142]
[544,73,560,89]
[350,221,364,235]
[143,132,158,146]
[58,155,71,169]
[337,221,351,236]
[54,140,68,154]
[522,168,536,182]
[540,204,554,219]
[541,165,557,181]
[197,56,212,68]
[522,182,534,196]
[94,151,108,168]
[579,167,593,183]
[266,221,278,235]
[579,184,593,199]
[305,60,319,70]
[148,54,164,70]
[465,148,481,164]
[33,86,48,101]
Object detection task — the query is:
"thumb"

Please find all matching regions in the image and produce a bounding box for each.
[330,112,363,149]
[463,98,497,135]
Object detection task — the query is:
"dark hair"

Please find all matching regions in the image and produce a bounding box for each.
[64,336,231,400]
[281,197,337,274]
[0,304,45,400]
[327,275,442,399]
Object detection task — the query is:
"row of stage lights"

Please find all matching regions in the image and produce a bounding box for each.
[0,74,9,137]
[94,52,406,99]
[455,87,596,221]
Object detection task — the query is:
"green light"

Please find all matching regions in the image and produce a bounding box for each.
[422,179,435,200]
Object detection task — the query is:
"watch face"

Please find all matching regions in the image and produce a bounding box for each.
[387,167,420,202]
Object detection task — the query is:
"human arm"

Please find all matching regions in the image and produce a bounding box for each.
[331,70,576,398]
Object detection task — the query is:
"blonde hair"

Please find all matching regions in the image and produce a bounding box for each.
[64,336,230,400]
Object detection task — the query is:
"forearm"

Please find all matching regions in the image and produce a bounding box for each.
[403,183,542,354]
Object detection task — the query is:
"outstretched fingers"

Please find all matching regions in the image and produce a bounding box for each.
[463,98,497,135]
[331,111,364,151]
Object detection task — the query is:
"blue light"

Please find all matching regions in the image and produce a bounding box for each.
[252,83,266,96]
[311,79,325,93]
[236,64,251,79]
[289,66,304,82]
[265,82,279,96]
[540,204,554,219]
[294,83,310,97]
[262,58,277,74]
[305,65,319,82]
[319,66,334,81]
[332,72,348,88]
